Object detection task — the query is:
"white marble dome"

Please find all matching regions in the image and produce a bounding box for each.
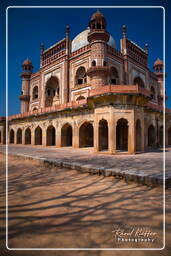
[71,28,116,52]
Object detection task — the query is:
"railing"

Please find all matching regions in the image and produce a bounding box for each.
[8,99,87,121]
[89,85,151,97]
[70,45,91,57]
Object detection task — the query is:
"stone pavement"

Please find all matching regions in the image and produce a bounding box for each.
[0,145,171,187]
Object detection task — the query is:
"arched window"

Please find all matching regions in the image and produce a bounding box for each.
[32,86,38,100]
[91,60,96,67]
[9,129,14,144]
[110,67,119,85]
[103,60,107,66]
[76,95,85,101]
[75,66,87,85]
[133,77,145,88]
[45,76,59,107]
[150,86,156,100]
[97,23,101,29]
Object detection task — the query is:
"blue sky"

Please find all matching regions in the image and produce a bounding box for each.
[0,0,171,116]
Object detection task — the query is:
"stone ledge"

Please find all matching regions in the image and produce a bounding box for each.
[5,152,170,188]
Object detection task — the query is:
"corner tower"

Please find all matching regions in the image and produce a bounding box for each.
[19,59,33,113]
[153,58,164,98]
[87,10,110,89]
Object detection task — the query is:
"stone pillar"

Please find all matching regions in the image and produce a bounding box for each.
[141,118,145,151]
[14,129,17,144]
[31,128,34,145]
[22,128,25,145]
[56,126,61,147]
[42,128,46,146]
[108,113,115,154]
[128,121,135,154]
[94,120,99,153]
[73,123,79,148]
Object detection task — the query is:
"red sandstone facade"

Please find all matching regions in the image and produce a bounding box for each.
[1,10,171,153]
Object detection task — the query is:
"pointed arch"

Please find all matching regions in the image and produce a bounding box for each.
[116,118,128,151]
[133,76,145,88]
[148,124,156,147]
[45,76,59,107]
[16,128,22,144]
[61,123,72,147]
[35,126,42,145]
[46,125,56,146]
[79,122,94,148]
[9,129,14,144]
[25,127,31,144]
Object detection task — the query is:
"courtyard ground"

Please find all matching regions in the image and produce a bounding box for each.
[0,145,171,186]
[0,149,171,256]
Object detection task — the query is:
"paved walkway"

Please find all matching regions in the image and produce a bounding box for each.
[0,145,171,186]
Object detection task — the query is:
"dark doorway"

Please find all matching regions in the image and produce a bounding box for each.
[61,124,72,147]
[99,119,108,151]
[148,124,156,147]
[168,127,171,145]
[25,128,31,144]
[17,128,22,144]
[136,119,142,151]
[159,126,163,147]
[79,122,94,148]
[116,118,128,151]
[46,125,56,146]
[35,126,42,145]
[10,129,14,144]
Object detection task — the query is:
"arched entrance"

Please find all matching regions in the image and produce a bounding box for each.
[61,124,72,147]
[79,122,94,148]
[25,128,31,144]
[116,118,128,151]
[46,125,56,146]
[16,128,22,144]
[35,126,42,145]
[148,124,155,147]
[159,126,163,147]
[136,119,142,151]
[45,76,59,107]
[99,119,108,151]
[168,127,171,145]
[9,129,14,144]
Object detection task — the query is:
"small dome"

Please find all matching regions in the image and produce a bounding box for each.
[154,58,163,66]
[71,28,116,52]
[91,10,104,20]
[22,58,32,66]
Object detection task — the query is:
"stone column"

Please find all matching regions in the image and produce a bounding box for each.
[14,129,17,144]
[22,128,25,145]
[31,128,34,145]
[42,128,46,146]
[128,121,135,154]
[108,112,115,154]
[93,119,99,153]
[56,126,61,147]
[141,118,145,151]
[73,123,79,148]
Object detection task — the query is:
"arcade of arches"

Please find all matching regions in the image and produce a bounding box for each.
[7,116,170,153]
